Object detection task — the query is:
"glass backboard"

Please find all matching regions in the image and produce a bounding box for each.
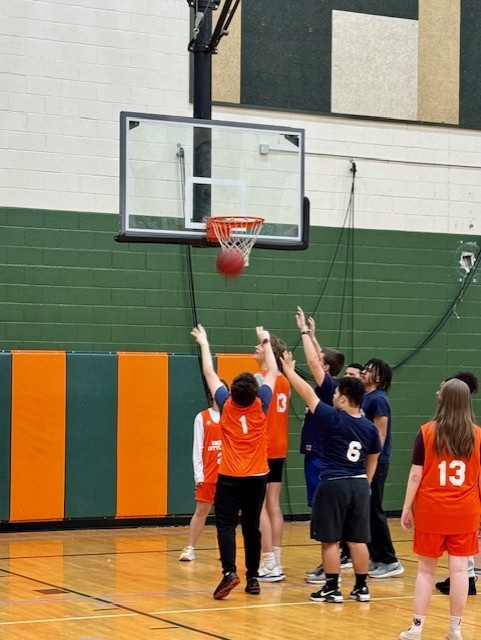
[116,112,309,250]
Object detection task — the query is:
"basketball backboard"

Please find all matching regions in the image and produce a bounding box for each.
[116,112,309,250]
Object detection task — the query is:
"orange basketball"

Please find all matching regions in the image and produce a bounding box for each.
[216,248,245,278]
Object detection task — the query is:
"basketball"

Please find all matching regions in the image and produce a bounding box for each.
[216,248,245,278]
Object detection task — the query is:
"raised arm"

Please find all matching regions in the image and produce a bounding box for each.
[296,306,326,387]
[190,324,223,397]
[307,315,324,363]
[256,326,278,391]
[280,350,319,414]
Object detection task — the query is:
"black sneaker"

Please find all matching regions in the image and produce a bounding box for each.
[310,585,343,603]
[213,572,240,600]
[340,555,353,570]
[436,576,477,595]
[245,577,261,595]
[435,577,449,591]
[349,585,370,602]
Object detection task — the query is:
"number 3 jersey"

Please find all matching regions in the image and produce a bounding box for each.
[412,421,481,534]
[312,402,382,480]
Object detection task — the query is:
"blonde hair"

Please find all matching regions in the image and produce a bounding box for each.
[433,378,475,458]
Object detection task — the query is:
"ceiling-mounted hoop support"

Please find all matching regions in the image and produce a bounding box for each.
[206,216,265,266]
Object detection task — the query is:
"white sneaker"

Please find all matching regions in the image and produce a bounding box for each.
[179,546,195,561]
[445,633,463,640]
[369,561,404,578]
[258,564,285,582]
[399,631,422,640]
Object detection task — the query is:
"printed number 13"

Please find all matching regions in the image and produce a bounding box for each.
[438,460,466,486]
[240,415,248,434]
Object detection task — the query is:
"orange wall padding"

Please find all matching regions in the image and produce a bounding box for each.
[116,353,169,517]
[216,353,258,386]
[10,351,66,522]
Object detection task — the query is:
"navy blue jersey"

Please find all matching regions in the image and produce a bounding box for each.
[299,374,338,457]
[312,402,382,480]
[362,389,391,463]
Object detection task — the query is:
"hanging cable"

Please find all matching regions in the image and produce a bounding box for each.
[293,181,355,356]
[294,164,357,381]
[393,248,481,370]
[177,147,210,397]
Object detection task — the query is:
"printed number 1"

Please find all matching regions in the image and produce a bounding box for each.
[239,415,248,434]
[438,460,466,486]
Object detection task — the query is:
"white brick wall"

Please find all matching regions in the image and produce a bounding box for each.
[1,0,481,236]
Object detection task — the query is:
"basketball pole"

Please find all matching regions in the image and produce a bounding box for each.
[187,1,240,223]
[188,0,216,223]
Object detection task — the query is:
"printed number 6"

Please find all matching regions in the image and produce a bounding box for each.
[347,441,362,462]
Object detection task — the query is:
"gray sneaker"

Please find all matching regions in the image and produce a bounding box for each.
[305,563,323,577]
[369,561,404,578]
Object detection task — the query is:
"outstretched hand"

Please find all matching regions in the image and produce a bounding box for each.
[256,325,270,343]
[191,324,208,346]
[296,306,309,332]
[307,316,316,334]
[280,350,295,372]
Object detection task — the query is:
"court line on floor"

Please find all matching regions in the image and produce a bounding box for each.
[0,593,421,627]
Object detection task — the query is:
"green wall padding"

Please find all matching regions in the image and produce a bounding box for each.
[64,353,118,518]
[167,354,210,515]
[0,353,12,521]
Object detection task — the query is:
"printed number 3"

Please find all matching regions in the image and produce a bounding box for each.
[438,460,466,486]
[239,415,248,434]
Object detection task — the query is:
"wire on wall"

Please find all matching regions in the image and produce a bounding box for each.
[393,248,481,370]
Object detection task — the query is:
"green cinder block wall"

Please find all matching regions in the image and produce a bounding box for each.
[1,206,480,516]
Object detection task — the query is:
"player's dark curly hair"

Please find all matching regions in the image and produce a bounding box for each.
[337,376,366,407]
[231,371,259,407]
[450,371,479,395]
[364,358,392,392]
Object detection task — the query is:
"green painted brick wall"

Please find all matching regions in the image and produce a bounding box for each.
[1,205,480,515]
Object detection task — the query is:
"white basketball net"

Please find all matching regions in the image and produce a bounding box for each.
[207,216,264,266]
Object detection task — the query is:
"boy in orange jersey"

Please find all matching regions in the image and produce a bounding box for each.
[191,323,278,600]
[179,385,226,562]
[254,335,290,582]
[399,378,481,640]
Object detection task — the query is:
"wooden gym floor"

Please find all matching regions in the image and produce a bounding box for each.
[0,520,480,639]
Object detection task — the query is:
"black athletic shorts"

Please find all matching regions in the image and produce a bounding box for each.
[267,458,285,483]
[310,477,371,543]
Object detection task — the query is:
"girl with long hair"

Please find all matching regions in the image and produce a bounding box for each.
[400,378,481,640]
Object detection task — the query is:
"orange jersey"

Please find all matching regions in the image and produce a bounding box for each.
[414,421,481,534]
[259,369,290,458]
[193,408,222,484]
[218,396,269,477]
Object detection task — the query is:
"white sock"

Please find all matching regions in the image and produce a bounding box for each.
[408,614,425,634]
[262,551,276,570]
[448,616,462,636]
[273,546,281,566]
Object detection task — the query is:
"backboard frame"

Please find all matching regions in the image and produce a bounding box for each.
[116,111,309,250]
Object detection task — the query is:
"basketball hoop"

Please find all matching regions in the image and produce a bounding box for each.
[206,216,265,266]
